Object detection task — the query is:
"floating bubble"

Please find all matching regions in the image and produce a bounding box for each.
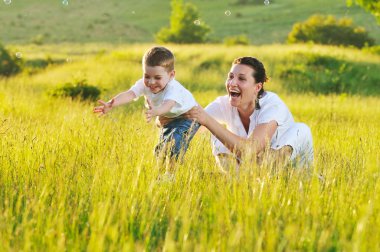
[225,10,231,16]
[264,0,270,5]
[66,58,72,63]
[194,19,201,25]
[62,0,68,6]
[15,52,22,59]
[3,0,11,4]
[131,10,135,14]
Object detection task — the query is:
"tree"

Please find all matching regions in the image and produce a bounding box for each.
[347,0,380,23]
[155,0,211,44]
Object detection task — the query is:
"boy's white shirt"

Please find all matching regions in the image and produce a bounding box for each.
[204,91,295,156]
[130,78,197,118]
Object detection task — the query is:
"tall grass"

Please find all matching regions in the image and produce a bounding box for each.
[1,44,380,251]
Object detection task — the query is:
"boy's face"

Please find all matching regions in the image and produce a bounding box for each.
[143,65,175,94]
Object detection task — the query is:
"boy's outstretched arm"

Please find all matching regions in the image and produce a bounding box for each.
[93,90,137,115]
[110,90,137,107]
[145,99,176,122]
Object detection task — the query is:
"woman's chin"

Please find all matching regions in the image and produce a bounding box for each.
[229,96,240,107]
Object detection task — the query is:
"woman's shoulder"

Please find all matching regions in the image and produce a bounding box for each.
[213,95,230,105]
[260,91,285,106]
[206,95,231,110]
[205,95,232,120]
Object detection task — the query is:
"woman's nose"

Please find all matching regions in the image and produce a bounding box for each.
[228,78,237,87]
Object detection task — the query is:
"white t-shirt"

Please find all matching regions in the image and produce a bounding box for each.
[204,91,295,155]
[130,78,197,118]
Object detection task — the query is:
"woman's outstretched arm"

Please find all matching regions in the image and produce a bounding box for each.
[185,106,277,157]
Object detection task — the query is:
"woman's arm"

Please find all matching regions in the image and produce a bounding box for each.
[186,106,277,157]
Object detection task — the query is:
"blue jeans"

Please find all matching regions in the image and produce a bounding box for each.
[154,118,200,161]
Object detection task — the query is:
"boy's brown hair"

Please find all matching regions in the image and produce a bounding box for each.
[143,46,175,72]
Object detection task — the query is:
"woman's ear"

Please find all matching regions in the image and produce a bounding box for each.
[256,82,263,92]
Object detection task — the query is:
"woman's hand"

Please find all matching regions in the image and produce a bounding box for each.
[93,99,114,116]
[156,116,173,127]
[184,105,209,125]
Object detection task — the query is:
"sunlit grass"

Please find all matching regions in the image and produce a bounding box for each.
[1,44,380,251]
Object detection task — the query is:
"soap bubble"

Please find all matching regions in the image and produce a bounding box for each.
[66,58,72,63]
[62,0,68,6]
[15,52,22,59]
[194,19,201,25]
[131,10,135,14]
[225,10,231,16]
[4,0,11,4]
[264,0,270,5]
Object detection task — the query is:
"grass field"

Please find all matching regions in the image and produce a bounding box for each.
[1,43,380,250]
[0,0,379,45]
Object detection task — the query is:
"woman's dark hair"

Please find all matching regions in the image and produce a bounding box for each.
[233,57,268,109]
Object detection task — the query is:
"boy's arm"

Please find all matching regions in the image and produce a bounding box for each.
[145,100,176,122]
[94,90,137,115]
[110,90,137,107]
[153,100,176,115]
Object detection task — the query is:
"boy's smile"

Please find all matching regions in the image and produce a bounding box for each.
[143,65,175,94]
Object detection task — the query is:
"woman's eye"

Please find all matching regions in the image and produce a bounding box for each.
[239,78,245,81]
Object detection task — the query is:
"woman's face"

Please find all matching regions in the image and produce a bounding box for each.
[225,64,262,109]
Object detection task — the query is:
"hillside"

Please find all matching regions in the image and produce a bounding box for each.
[0,0,379,45]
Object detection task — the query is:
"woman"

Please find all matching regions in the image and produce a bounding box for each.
[185,57,313,171]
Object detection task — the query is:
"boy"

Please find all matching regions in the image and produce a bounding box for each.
[93,46,200,179]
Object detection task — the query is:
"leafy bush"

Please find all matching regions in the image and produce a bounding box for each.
[287,15,375,48]
[50,79,101,101]
[223,35,250,46]
[155,0,211,44]
[275,52,380,95]
[0,43,21,77]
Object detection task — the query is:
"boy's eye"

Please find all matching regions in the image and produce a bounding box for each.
[239,77,246,81]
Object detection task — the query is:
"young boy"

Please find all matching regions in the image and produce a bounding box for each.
[93,46,200,178]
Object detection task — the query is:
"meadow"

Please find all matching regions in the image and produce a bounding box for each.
[1,0,379,45]
[1,43,380,251]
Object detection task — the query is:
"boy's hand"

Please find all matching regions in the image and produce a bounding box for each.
[145,108,158,123]
[93,99,114,116]
[145,97,152,109]
[144,98,156,122]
